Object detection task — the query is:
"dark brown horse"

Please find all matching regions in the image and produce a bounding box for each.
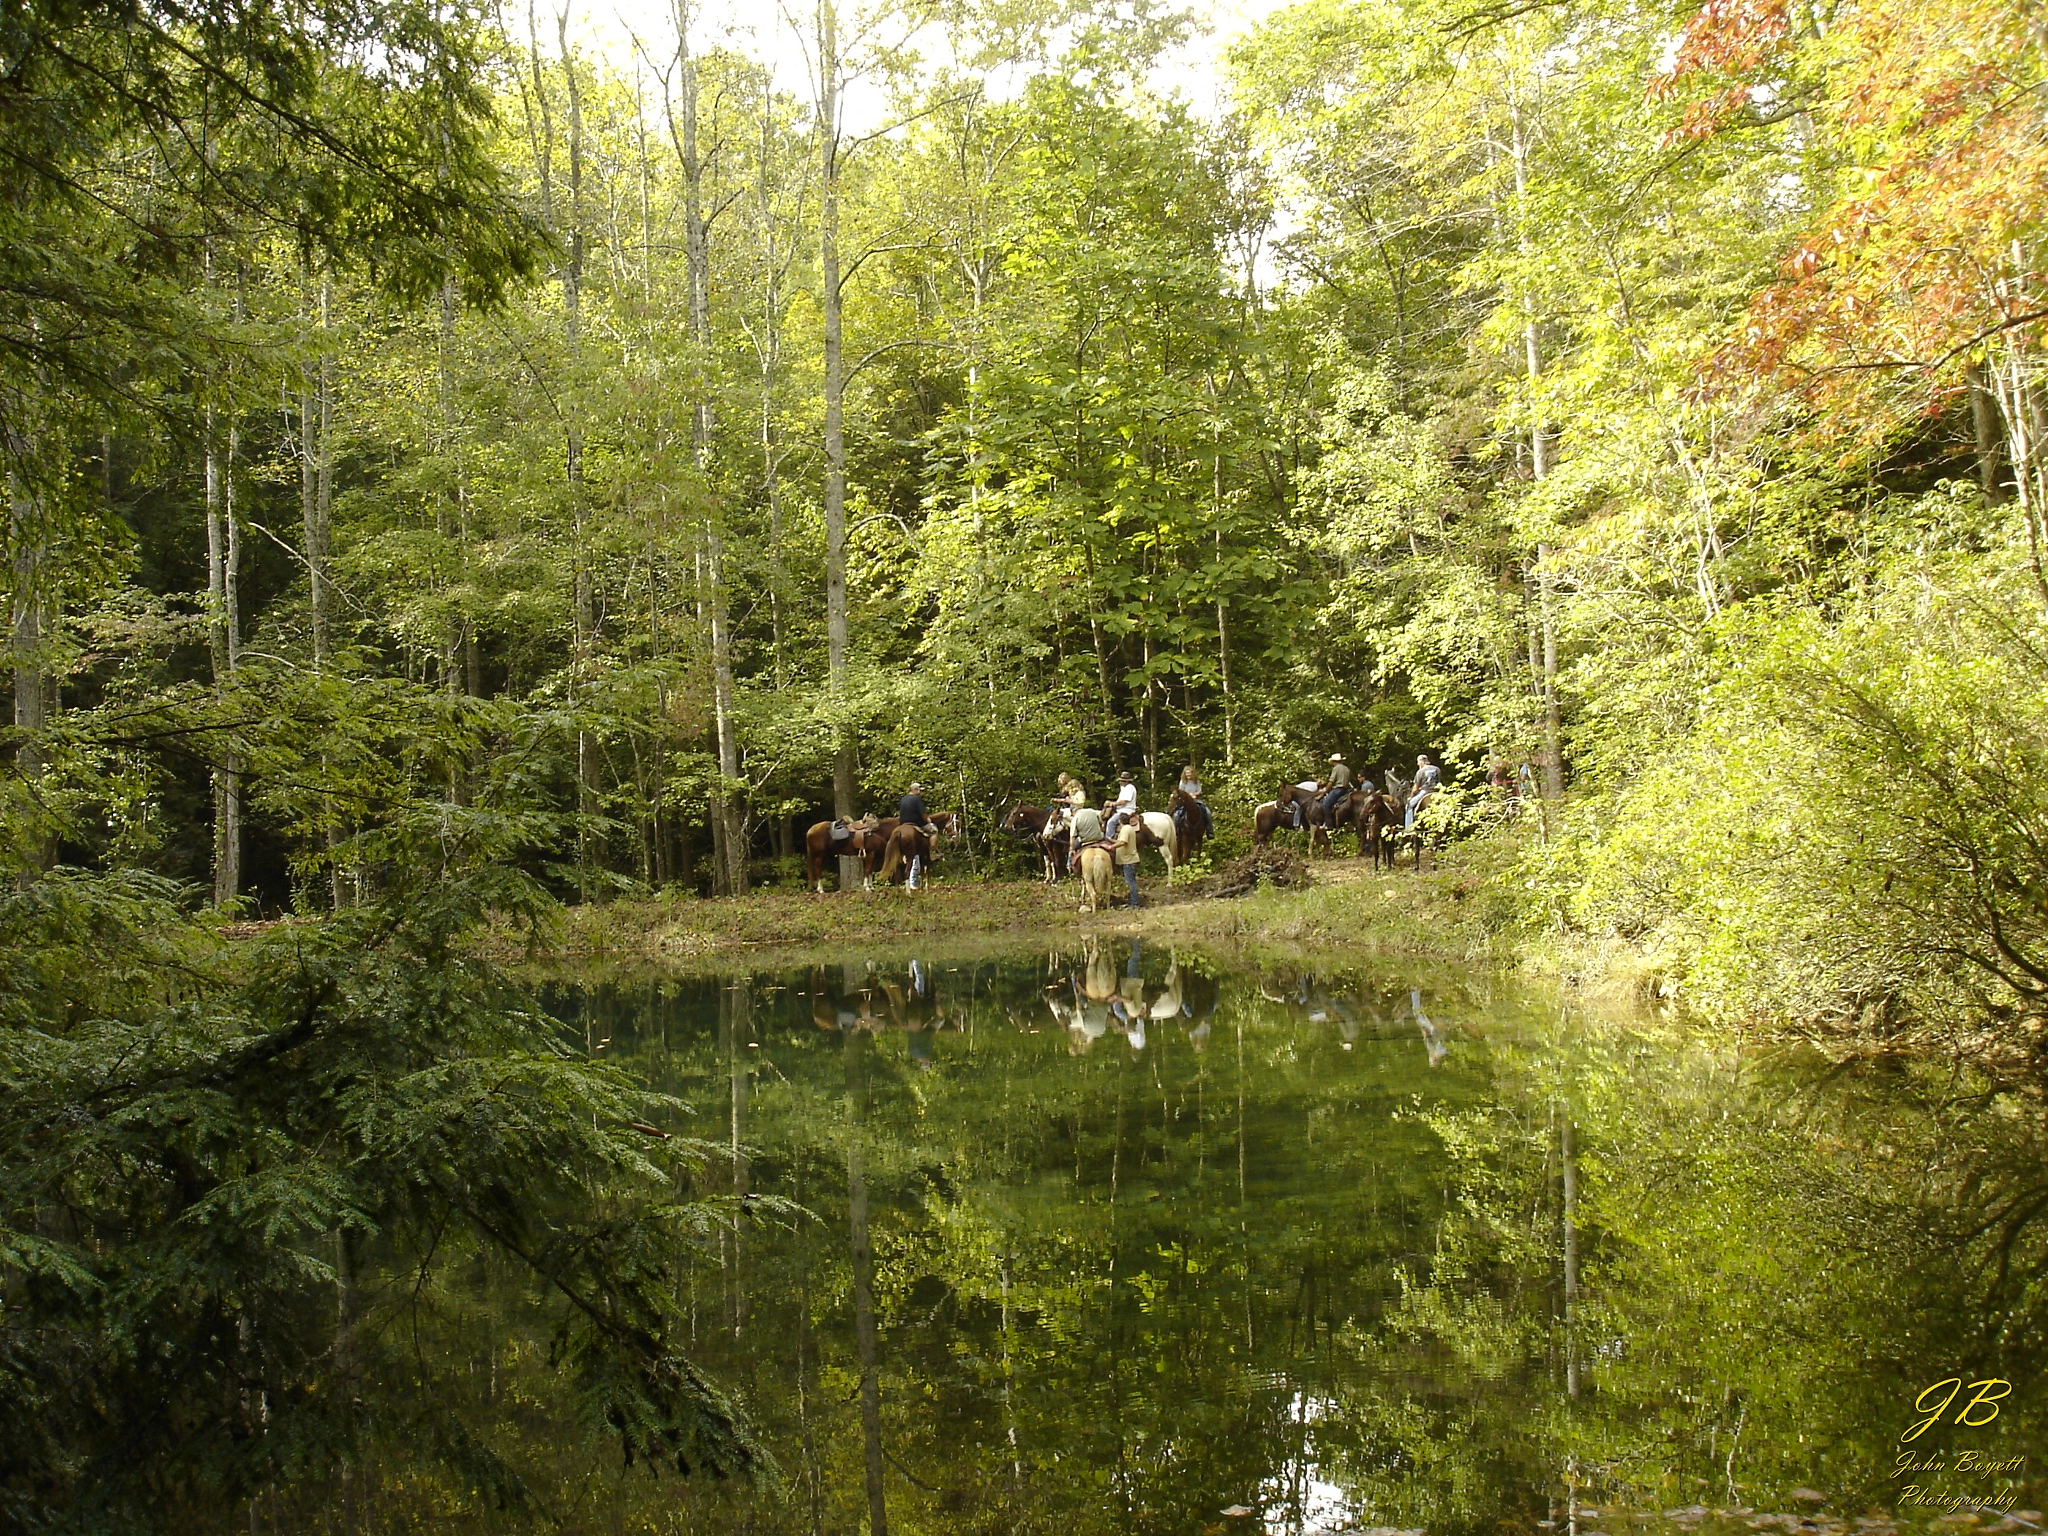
[1166,787,1211,863]
[1001,802,1070,883]
[1253,784,1323,849]
[1356,789,1402,870]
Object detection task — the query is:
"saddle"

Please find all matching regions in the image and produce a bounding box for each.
[828,816,876,849]
[1067,836,1118,868]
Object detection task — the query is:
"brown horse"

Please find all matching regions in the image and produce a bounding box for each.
[1167,787,1211,863]
[806,812,957,891]
[875,812,958,887]
[804,816,880,892]
[1001,802,1070,883]
[1357,789,1402,870]
[1254,784,1323,848]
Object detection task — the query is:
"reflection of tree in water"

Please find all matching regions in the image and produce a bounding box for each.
[503,962,2047,1534]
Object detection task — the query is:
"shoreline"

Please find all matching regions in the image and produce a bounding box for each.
[494,849,1536,977]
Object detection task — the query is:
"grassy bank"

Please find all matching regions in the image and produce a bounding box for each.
[496,843,1532,974]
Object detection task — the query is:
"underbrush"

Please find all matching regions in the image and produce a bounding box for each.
[1529,555,2048,1059]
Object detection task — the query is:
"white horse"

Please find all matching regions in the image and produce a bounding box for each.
[1134,810,1179,882]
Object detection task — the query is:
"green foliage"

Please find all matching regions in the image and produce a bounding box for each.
[0,829,766,1531]
[1553,548,2048,1035]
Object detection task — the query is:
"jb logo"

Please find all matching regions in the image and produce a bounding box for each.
[1903,1378,2014,1443]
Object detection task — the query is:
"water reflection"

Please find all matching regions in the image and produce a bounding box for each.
[534,945,2046,1535]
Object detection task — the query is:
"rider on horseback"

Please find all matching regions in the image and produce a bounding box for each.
[1066,799,1106,872]
[1319,754,1355,823]
[1113,772,1138,820]
[899,782,931,889]
[1171,763,1211,842]
[1405,753,1441,829]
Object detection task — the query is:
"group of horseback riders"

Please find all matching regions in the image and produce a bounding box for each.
[1288,752,1439,832]
[802,744,1511,896]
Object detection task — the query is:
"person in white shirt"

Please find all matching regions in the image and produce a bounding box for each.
[1113,772,1138,818]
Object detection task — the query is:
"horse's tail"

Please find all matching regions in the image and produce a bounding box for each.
[879,834,904,882]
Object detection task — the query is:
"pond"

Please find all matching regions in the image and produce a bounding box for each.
[537,942,2045,1536]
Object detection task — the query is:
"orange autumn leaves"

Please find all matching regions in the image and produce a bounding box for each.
[1667,0,2048,434]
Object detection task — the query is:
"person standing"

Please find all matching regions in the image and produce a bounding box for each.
[899,782,930,889]
[1113,809,1144,908]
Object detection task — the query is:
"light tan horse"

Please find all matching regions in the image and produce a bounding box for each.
[1076,844,1116,912]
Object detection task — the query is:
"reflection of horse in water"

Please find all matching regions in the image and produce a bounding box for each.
[807,961,958,1066]
[1045,943,1216,1053]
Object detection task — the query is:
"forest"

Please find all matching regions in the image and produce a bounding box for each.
[2,0,2045,1523]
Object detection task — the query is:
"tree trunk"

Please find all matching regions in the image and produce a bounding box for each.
[1968,362,2009,505]
[207,412,242,908]
[758,79,788,689]
[845,1029,889,1536]
[678,2,747,896]
[818,0,856,823]
[1988,346,2048,613]
[1214,473,1232,768]
[552,10,598,896]
[302,282,341,908]
[1538,544,1563,800]
[9,459,53,885]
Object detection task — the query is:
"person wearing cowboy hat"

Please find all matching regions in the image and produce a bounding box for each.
[1113,771,1138,819]
[1319,753,1356,822]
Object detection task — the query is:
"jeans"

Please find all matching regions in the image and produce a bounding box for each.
[1322,786,1349,818]
[1121,863,1141,907]
[1405,794,1429,830]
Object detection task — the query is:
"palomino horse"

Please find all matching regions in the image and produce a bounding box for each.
[1001,802,1070,883]
[1166,788,1211,864]
[1074,843,1117,912]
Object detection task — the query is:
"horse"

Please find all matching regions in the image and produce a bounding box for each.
[1131,811,1179,882]
[1167,788,1211,863]
[1075,843,1117,912]
[1002,801,1070,883]
[1357,789,1403,871]
[875,813,957,887]
[1253,786,1322,849]
[804,816,880,892]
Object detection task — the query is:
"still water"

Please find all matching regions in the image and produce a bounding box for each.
[546,943,2045,1536]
